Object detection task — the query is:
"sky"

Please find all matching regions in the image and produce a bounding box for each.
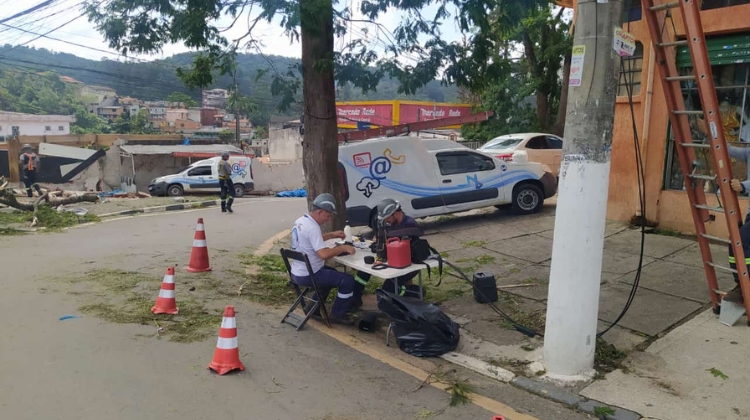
[0,0,468,64]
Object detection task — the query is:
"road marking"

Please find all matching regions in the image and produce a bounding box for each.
[307,321,540,420]
[254,229,292,257]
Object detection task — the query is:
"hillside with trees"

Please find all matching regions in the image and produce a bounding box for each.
[0,45,459,122]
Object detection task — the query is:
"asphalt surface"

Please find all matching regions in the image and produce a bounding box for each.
[0,197,589,420]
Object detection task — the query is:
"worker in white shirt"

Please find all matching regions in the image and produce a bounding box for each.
[289,193,357,325]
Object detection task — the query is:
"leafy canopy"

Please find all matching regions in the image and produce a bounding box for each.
[85,0,550,110]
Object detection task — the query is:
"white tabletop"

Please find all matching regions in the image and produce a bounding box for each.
[327,239,439,279]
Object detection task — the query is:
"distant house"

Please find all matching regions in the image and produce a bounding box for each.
[202,89,228,109]
[0,111,76,141]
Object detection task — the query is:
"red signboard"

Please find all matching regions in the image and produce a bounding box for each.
[336,103,394,127]
[398,103,473,126]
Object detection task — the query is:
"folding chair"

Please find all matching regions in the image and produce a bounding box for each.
[279,248,332,330]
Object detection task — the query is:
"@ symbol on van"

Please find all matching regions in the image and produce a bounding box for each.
[369,156,392,180]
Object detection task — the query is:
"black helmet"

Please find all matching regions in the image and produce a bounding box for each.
[377,198,401,220]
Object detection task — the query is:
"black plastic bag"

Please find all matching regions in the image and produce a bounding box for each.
[376,289,460,357]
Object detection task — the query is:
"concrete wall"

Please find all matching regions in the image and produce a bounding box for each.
[607,4,750,235]
[251,159,304,192]
[268,123,303,162]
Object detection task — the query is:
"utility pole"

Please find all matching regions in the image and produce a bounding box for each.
[542,0,623,382]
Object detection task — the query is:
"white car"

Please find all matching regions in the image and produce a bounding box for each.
[338,136,558,229]
[477,133,564,176]
[148,156,254,197]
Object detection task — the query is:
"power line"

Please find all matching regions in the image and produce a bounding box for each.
[0,0,60,25]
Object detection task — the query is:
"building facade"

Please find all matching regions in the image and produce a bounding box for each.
[607,0,750,237]
[0,112,76,140]
[202,89,228,109]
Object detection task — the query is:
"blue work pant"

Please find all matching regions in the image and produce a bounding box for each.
[292,266,355,318]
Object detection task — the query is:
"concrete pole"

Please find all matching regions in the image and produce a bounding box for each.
[542,0,623,382]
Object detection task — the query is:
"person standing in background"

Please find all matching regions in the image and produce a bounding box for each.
[19,144,42,198]
[217,151,235,213]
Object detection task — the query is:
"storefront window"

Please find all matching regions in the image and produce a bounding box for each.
[701,0,750,11]
[663,63,750,191]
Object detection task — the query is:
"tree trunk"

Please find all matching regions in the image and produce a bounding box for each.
[553,49,573,136]
[536,92,550,131]
[300,0,344,231]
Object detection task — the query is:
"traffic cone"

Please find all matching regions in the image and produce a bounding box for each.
[208,306,245,375]
[492,417,505,420]
[151,266,179,315]
[187,218,212,272]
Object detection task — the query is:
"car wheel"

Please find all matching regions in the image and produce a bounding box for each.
[233,184,245,198]
[512,183,543,214]
[167,184,184,197]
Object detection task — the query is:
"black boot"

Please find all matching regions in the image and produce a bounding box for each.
[221,201,227,213]
[226,198,234,213]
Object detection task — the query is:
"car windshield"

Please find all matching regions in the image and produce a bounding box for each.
[480,138,523,150]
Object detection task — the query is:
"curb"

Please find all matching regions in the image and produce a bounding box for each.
[97,199,219,219]
[437,350,641,419]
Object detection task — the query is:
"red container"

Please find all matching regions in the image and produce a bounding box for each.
[386,238,412,269]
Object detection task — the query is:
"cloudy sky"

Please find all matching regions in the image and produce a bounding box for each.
[0,0,467,64]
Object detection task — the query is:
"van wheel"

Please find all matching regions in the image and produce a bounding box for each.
[167,184,184,197]
[512,183,543,214]
[233,184,245,198]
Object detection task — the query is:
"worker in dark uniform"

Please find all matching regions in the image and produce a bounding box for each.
[217,151,235,213]
[353,198,424,306]
[727,222,750,304]
[19,144,42,197]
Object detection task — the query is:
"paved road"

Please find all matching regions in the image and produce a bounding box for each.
[0,198,587,420]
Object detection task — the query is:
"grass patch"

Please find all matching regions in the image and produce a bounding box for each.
[593,406,615,417]
[497,293,546,333]
[654,227,681,237]
[461,240,487,248]
[238,253,297,306]
[595,338,626,373]
[79,297,221,343]
[0,206,99,231]
[707,367,728,380]
[59,269,221,343]
[0,210,28,225]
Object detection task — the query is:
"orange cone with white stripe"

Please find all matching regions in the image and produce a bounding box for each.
[151,266,179,315]
[186,218,211,272]
[208,306,245,375]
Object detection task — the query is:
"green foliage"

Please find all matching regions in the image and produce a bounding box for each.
[461,3,572,141]
[595,338,627,373]
[446,380,475,406]
[166,91,198,107]
[218,129,235,142]
[593,406,616,417]
[708,367,729,380]
[83,0,543,110]
[0,207,99,231]
[0,68,109,134]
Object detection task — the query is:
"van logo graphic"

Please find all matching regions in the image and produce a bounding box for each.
[369,157,392,180]
[353,152,372,168]
[466,174,483,189]
[356,177,380,198]
[383,148,405,164]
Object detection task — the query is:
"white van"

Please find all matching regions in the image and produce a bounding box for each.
[148,156,254,197]
[338,136,557,229]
